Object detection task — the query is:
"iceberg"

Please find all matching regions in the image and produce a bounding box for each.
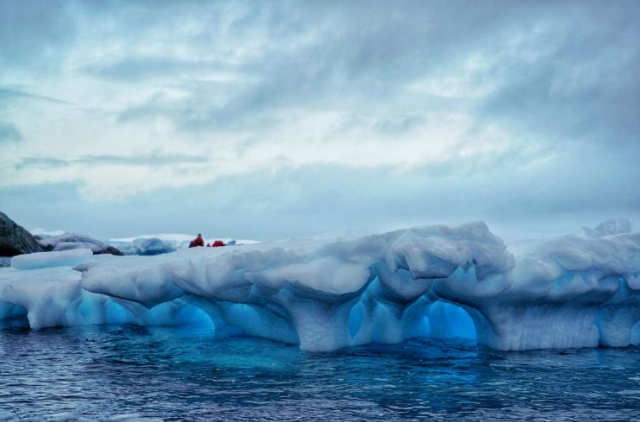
[10,248,94,271]
[583,218,633,238]
[36,232,123,255]
[2,222,640,353]
[111,237,178,256]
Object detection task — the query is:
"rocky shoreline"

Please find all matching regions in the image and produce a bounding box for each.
[0,211,122,261]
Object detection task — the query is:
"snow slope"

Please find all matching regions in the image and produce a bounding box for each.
[2,222,640,352]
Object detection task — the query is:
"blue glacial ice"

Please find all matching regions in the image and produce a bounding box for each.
[2,221,640,352]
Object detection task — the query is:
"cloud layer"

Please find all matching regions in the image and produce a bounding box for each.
[1,0,638,240]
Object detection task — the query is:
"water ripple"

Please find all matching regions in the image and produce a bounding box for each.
[1,326,640,420]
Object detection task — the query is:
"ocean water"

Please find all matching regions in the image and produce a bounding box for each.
[1,325,640,421]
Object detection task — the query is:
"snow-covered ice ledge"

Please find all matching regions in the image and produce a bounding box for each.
[2,222,640,353]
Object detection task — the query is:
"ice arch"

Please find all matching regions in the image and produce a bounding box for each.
[2,222,640,353]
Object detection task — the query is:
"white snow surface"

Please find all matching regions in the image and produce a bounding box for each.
[583,218,633,238]
[11,249,93,270]
[37,232,115,254]
[2,221,640,352]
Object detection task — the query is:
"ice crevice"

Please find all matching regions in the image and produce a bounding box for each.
[2,222,640,352]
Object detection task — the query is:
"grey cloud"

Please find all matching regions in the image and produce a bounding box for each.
[2,0,639,240]
[16,151,208,170]
[324,113,428,140]
[117,85,284,132]
[0,0,76,72]
[3,158,637,241]
[14,158,68,169]
[475,4,640,149]
[102,0,640,150]
[0,122,21,143]
[84,57,239,82]
[374,115,426,135]
[0,86,72,107]
[0,181,80,202]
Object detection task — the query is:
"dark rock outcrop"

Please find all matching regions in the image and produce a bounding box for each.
[0,211,43,257]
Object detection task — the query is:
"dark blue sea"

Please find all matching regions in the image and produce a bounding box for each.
[1,325,640,421]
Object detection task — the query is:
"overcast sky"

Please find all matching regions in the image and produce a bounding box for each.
[0,0,638,241]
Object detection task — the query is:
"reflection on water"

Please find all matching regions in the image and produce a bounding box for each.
[1,325,640,421]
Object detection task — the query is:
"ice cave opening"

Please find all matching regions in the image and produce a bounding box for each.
[343,298,477,347]
[0,300,28,329]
